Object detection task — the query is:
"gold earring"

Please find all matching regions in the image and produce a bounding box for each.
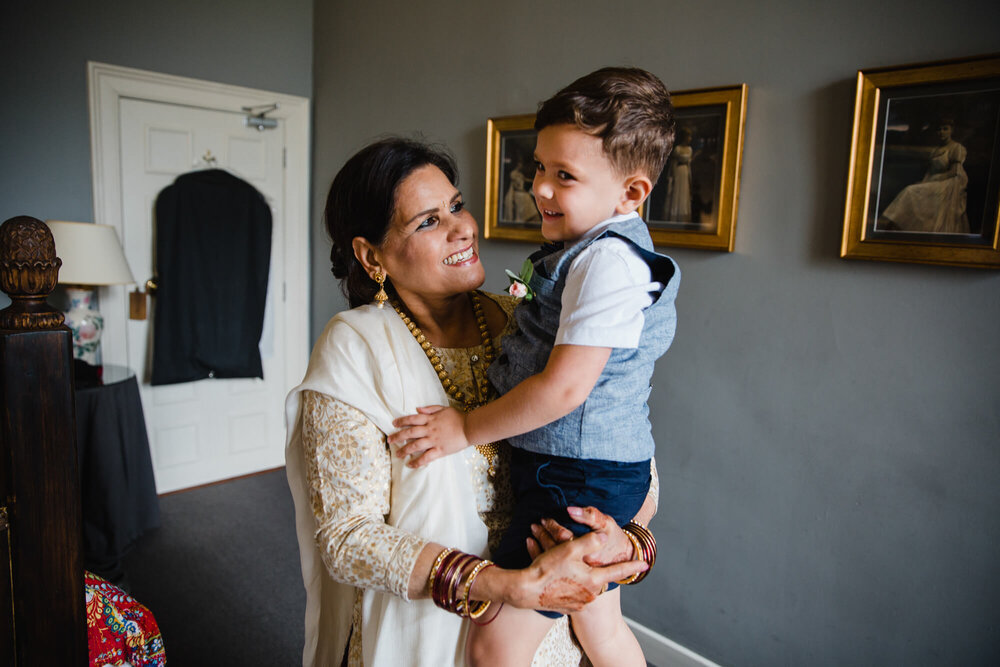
[373,270,388,309]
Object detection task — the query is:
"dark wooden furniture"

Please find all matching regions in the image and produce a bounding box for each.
[0,216,88,665]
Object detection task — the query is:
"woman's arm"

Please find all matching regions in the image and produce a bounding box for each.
[303,390,645,611]
[411,465,658,604]
[467,532,646,612]
[409,534,644,612]
[301,390,427,599]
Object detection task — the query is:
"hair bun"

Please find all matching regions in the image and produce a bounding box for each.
[330,245,350,279]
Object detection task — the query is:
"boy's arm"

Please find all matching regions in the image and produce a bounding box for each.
[466,343,611,446]
[390,343,611,467]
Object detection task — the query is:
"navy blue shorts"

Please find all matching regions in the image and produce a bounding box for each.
[492,448,650,618]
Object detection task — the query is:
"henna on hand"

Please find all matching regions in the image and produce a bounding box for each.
[537,577,595,611]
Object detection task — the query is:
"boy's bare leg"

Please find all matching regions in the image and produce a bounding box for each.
[466,604,557,667]
[569,587,645,667]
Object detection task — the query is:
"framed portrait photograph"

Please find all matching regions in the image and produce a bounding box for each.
[484,114,544,243]
[841,54,1000,268]
[642,84,747,251]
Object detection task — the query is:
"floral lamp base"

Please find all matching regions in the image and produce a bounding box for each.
[64,287,104,365]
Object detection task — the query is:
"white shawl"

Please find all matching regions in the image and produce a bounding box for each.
[285,304,489,666]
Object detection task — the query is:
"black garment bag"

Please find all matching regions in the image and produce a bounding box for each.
[151,169,272,385]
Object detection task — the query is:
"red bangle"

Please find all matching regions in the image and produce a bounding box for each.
[429,550,502,619]
[432,551,460,609]
[435,551,468,611]
[471,601,504,626]
[433,551,478,614]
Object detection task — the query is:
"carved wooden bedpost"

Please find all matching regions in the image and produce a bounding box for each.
[0,216,87,665]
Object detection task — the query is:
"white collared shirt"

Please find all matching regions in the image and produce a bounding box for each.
[555,213,662,349]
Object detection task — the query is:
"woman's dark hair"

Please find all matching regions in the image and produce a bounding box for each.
[325,137,458,307]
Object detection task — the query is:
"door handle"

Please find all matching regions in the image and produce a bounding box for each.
[129,277,158,320]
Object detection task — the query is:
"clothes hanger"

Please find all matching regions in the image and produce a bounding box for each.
[188,150,275,206]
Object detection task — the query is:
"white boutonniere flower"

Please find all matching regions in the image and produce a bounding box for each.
[508,280,528,299]
[505,259,535,301]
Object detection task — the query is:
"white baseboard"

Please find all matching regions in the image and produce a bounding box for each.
[625,617,722,667]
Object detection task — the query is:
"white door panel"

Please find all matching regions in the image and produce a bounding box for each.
[119,97,288,493]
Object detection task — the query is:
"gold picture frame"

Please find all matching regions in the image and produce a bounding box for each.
[840,54,1000,268]
[642,84,748,251]
[484,114,543,242]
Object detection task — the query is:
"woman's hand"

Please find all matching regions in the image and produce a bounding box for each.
[526,506,634,567]
[509,531,646,614]
[388,405,471,467]
[525,517,574,559]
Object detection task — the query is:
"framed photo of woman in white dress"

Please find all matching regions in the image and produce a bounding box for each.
[484,114,544,243]
[841,54,1000,268]
[641,85,747,252]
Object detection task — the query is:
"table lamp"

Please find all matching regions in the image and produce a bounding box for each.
[45,221,135,365]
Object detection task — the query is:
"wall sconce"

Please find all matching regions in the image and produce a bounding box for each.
[45,221,135,365]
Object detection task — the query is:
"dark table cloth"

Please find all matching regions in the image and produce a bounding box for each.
[75,367,160,579]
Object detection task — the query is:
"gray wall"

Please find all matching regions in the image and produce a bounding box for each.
[1,0,312,228]
[313,1,1000,665]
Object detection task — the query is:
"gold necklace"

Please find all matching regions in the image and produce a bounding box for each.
[392,291,501,475]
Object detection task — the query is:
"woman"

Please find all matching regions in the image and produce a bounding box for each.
[502,154,541,223]
[879,119,970,234]
[664,126,694,222]
[285,138,657,666]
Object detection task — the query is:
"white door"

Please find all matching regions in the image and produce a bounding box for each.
[118,98,289,493]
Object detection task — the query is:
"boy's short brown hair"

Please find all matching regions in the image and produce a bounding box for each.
[535,67,675,183]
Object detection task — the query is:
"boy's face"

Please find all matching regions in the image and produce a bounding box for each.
[532,124,638,243]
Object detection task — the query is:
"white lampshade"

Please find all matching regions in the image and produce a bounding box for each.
[45,220,135,286]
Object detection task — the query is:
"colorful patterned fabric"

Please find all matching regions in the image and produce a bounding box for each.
[85,572,166,667]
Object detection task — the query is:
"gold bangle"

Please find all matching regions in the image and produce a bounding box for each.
[461,559,493,618]
[616,521,656,585]
[626,521,657,566]
[631,521,656,582]
[616,529,644,585]
[468,562,497,620]
[428,547,453,593]
[467,599,492,619]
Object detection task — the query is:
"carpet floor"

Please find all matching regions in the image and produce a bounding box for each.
[121,468,305,666]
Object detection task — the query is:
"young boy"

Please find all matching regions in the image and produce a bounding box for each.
[391,66,679,666]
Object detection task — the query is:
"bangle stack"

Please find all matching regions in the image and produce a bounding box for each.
[616,520,657,585]
[428,548,502,624]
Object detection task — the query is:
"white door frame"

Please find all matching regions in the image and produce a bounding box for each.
[88,61,310,396]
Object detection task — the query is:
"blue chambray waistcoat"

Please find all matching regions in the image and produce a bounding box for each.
[487,216,680,462]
